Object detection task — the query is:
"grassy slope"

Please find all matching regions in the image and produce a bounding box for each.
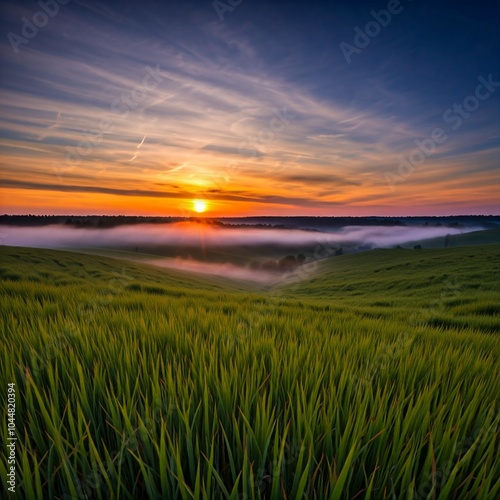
[0,245,262,293]
[278,244,500,333]
[1,244,499,499]
[403,227,500,249]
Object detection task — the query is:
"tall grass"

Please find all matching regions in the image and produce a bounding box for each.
[1,245,499,498]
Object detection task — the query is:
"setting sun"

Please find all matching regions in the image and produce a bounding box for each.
[193,200,207,213]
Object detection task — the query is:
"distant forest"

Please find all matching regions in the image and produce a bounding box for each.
[1,214,499,230]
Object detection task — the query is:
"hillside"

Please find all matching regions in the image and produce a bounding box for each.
[403,227,500,249]
[1,244,499,498]
[277,244,500,334]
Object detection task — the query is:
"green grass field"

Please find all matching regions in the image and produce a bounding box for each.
[1,244,499,499]
[401,227,500,250]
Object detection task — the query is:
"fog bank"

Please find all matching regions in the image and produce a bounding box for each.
[1,221,477,249]
[145,257,280,285]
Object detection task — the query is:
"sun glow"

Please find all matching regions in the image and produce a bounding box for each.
[193,199,207,213]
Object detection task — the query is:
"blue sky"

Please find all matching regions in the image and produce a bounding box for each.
[1,0,499,215]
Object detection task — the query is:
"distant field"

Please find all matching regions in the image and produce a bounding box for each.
[280,244,500,334]
[403,227,500,250]
[1,244,499,499]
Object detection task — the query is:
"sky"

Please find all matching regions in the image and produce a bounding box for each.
[0,0,499,216]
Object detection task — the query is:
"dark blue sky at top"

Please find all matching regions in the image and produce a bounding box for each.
[2,0,499,124]
[67,0,500,114]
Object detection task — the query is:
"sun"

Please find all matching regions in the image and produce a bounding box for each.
[193,199,207,213]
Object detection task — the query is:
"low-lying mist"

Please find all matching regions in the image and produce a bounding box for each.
[1,221,476,249]
[145,257,281,285]
[1,222,479,283]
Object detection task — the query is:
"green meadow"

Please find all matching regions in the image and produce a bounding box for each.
[1,244,499,499]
